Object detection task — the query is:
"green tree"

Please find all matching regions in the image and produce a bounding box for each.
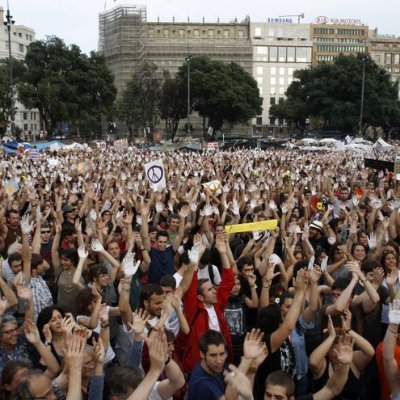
[270,54,400,134]
[177,56,262,132]
[0,58,26,137]
[17,36,116,136]
[159,70,186,141]
[115,63,162,139]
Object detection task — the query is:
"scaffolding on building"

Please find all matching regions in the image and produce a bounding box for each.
[99,4,147,94]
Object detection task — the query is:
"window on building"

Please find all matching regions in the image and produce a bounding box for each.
[279,77,285,85]
[256,46,267,61]
[270,77,276,85]
[279,87,285,95]
[279,67,285,75]
[256,66,263,75]
[287,47,295,62]
[179,29,184,37]
[254,27,262,37]
[257,77,263,85]
[24,123,28,131]
[163,29,169,37]
[268,28,274,37]
[394,54,400,64]
[209,29,214,37]
[194,29,199,37]
[269,47,277,62]
[385,53,392,64]
[238,30,244,38]
[374,55,381,63]
[19,44,24,52]
[256,117,262,125]
[270,67,276,75]
[296,47,309,62]
[23,112,28,120]
[223,29,229,37]
[148,29,154,37]
[18,32,22,37]
[278,47,286,62]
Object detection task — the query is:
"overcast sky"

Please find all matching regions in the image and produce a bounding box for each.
[6,0,400,54]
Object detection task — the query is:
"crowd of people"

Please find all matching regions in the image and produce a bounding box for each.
[1,145,400,400]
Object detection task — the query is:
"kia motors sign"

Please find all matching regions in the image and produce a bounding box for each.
[314,16,362,25]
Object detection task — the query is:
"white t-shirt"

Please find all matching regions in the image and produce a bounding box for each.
[205,305,220,331]
[198,264,221,286]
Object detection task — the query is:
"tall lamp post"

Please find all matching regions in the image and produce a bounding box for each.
[4,1,15,136]
[185,54,192,135]
[359,54,368,136]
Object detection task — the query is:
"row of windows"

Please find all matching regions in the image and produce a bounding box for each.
[313,28,366,36]
[23,112,37,120]
[256,66,295,76]
[258,85,287,96]
[315,37,366,43]
[316,55,336,62]
[384,53,400,65]
[258,76,294,85]
[5,42,26,52]
[253,27,309,39]
[148,28,245,38]
[255,46,311,63]
[23,123,38,131]
[316,45,366,52]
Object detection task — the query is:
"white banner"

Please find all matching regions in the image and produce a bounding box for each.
[114,138,128,150]
[144,159,167,190]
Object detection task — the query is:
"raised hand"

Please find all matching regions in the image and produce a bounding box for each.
[308,266,322,284]
[42,323,52,344]
[21,214,34,235]
[223,364,253,400]
[17,284,33,302]
[89,209,97,222]
[188,244,200,264]
[122,252,141,277]
[129,308,150,337]
[99,303,109,326]
[294,269,308,292]
[333,335,354,365]
[91,239,104,253]
[386,269,398,288]
[92,336,105,365]
[215,235,227,254]
[64,333,86,371]
[268,253,282,266]
[368,232,377,250]
[77,245,88,259]
[23,319,41,345]
[243,329,266,360]
[341,308,352,332]
[389,299,400,325]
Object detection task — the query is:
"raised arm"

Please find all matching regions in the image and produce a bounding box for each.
[51,222,62,274]
[269,270,307,353]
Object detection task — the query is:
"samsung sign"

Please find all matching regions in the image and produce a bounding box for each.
[267,17,293,24]
[315,16,362,25]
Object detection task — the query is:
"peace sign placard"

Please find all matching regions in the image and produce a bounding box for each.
[144,159,166,190]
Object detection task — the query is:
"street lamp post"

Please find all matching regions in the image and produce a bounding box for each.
[4,1,15,137]
[185,54,192,135]
[359,54,368,136]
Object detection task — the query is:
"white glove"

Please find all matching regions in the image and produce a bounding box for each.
[122,252,140,277]
[268,200,277,211]
[320,256,328,272]
[78,245,88,259]
[223,184,230,193]
[91,239,104,253]
[35,207,42,223]
[389,299,400,325]
[156,202,164,213]
[352,196,359,207]
[269,254,282,266]
[190,202,198,212]
[232,200,240,216]
[89,209,97,222]
[252,231,261,241]
[21,215,34,235]
[188,245,200,264]
[368,232,377,250]
[204,203,213,217]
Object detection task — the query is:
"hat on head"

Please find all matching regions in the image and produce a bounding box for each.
[63,204,75,213]
[309,220,324,232]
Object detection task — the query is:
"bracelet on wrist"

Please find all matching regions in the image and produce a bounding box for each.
[101,323,110,329]
[389,328,398,335]
[263,285,271,289]
[139,248,145,251]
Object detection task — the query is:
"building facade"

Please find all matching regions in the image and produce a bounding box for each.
[250,21,312,126]
[146,20,252,76]
[310,21,369,64]
[0,7,39,138]
[369,31,400,95]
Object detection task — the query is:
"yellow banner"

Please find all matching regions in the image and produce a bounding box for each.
[225,219,278,234]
